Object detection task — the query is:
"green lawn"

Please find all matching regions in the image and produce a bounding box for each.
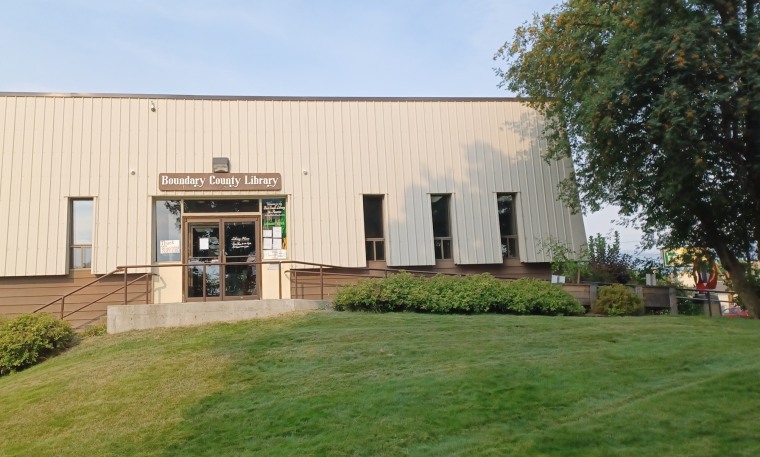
[1,312,759,456]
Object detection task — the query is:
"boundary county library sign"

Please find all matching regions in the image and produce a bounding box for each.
[159,173,282,191]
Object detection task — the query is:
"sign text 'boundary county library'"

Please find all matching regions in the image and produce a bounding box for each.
[159,173,282,191]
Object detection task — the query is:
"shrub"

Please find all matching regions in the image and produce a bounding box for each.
[334,278,386,312]
[421,274,508,313]
[460,274,511,313]
[81,323,107,337]
[592,284,645,316]
[0,313,76,376]
[501,278,586,316]
[334,273,584,316]
[378,272,429,312]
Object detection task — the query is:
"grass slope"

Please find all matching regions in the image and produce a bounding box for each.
[1,312,759,456]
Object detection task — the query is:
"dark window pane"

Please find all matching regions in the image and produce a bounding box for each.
[184,199,259,213]
[190,224,220,258]
[434,239,443,260]
[502,238,518,258]
[366,241,374,261]
[224,222,256,258]
[224,265,256,296]
[363,196,384,238]
[497,194,515,236]
[187,264,221,298]
[375,241,385,261]
[431,195,451,238]
[442,240,452,259]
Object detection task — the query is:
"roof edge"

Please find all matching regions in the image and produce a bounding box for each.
[0,92,525,102]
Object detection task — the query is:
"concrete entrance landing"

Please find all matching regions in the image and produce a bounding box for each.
[107,299,331,334]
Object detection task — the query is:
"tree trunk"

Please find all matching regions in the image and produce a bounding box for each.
[713,241,760,318]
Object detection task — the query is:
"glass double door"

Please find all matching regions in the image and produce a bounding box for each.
[185,218,259,300]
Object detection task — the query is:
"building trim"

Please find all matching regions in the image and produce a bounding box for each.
[0,91,525,103]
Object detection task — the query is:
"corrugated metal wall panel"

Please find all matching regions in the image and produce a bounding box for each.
[6,98,24,274]
[50,99,68,274]
[0,98,14,274]
[0,95,585,276]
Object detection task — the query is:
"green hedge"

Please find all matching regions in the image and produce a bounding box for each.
[0,313,76,376]
[592,284,645,316]
[334,273,585,316]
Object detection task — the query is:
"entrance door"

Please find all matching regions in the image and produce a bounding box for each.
[185,218,258,301]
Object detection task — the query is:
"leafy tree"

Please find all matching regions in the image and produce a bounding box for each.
[495,0,760,317]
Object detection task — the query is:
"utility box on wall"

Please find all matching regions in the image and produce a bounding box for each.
[212,157,230,173]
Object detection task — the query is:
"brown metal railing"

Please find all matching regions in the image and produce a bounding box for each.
[120,260,347,302]
[31,260,743,325]
[33,269,156,327]
[675,287,736,316]
[115,260,526,304]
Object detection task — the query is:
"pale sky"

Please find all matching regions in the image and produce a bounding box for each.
[0,0,652,254]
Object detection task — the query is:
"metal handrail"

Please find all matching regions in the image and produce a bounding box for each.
[33,268,124,316]
[674,287,735,317]
[120,260,328,301]
[116,260,530,304]
[35,259,743,322]
[33,268,156,327]
[62,273,156,319]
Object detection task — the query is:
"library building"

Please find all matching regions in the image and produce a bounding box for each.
[0,93,586,324]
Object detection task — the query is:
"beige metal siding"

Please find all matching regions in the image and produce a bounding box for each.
[0,95,585,276]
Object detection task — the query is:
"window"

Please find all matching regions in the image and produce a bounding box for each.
[184,199,259,213]
[497,194,518,259]
[431,194,452,260]
[155,200,182,262]
[363,195,385,261]
[70,199,93,269]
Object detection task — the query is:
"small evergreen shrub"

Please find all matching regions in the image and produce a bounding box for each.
[0,313,76,376]
[592,284,645,316]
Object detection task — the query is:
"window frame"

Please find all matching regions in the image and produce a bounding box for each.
[70,198,94,270]
[430,194,453,261]
[496,193,518,260]
[363,195,386,262]
[154,200,183,263]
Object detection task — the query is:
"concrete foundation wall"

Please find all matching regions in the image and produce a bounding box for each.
[107,299,330,333]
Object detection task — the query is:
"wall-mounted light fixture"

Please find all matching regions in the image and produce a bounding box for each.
[150,101,156,112]
[212,157,230,173]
